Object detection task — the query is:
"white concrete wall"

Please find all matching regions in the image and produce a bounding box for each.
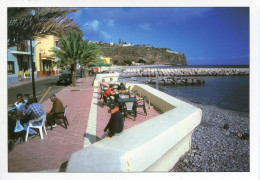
[93,73,120,86]
[66,84,202,172]
[132,84,175,113]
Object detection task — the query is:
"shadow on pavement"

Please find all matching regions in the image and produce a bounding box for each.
[94,101,105,107]
[59,161,68,172]
[84,133,102,144]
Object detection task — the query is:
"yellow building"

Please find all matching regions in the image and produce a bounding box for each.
[98,56,111,72]
[35,35,59,76]
[101,57,111,64]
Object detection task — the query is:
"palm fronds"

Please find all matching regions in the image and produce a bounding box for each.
[8,7,78,47]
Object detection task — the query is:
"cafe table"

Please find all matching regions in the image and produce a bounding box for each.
[117,97,138,119]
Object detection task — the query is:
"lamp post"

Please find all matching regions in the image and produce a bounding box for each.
[30,40,41,102]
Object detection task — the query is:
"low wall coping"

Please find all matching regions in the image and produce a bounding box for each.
[95,73,120,81]
[94,73,120,86]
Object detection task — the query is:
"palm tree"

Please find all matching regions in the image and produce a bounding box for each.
[79,41,104,77]
[8,7,78,47]
[52,29,103,86]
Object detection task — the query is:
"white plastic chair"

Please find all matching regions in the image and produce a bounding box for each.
[25,113,47,142]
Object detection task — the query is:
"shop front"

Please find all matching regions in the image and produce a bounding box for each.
[37,55,56,76]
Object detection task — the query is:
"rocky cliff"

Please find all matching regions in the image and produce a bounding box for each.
[100,45,187,65]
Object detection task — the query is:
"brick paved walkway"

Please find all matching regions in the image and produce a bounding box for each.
[8,77,95,172]
[8,77,161,172]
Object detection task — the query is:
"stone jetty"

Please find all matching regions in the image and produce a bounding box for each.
[143,76,205,86]
[122,68,249,77]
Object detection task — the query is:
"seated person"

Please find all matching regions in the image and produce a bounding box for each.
[103,103,124,138]
[108,78,115,85]
[100,79,108,88]
[46,94,64,129]
[11,94,28,116]
[23,98,44,138]
[117,83,127,93]
[103,84,116,103]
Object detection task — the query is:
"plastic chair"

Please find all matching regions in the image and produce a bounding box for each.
[100,85,108,100]
[137,96,147,116]
[131,90,138,98]
[52,105,69,130]
[103,94,113,107]
[124,101,137,121]
[25,113,47,142]
[100,84,105,100]
[127,86,131,92]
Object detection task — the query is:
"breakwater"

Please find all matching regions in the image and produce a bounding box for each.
[122,68,249,77]
[144,76,205,86]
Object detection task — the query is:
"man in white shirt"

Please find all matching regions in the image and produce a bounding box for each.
[108,78,116,85]
[11,94,28,115]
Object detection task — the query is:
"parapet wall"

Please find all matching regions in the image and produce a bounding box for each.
[93,72,120,86]
[66,82,202,172]
[131,84,175,113]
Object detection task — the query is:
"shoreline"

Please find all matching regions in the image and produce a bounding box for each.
[170,96,249,172]
[188,99,249,114]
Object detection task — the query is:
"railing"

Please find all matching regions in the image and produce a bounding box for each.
[17,44,28,52]
[16,45,34,54]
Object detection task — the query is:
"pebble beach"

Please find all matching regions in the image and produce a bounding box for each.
[170,96,249,172]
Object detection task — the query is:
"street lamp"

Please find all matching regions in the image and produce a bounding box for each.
[30,40,41,102]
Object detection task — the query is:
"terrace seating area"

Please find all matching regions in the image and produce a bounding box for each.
[8,73,201,172]
[96,85,161,140]
[8,76,161,172]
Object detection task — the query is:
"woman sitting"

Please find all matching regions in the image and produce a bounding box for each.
[100,79,108,88]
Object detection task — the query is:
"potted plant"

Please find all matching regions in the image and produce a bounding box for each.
[18,71,23,81]
[24,70,30,79]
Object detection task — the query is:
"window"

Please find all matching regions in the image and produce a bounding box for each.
[55,41,59,47]
[8,61,15,74]
[17,41,28,52]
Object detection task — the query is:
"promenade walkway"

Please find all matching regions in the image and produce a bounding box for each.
[8,77,161,172]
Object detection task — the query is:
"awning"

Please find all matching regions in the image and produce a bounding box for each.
[89,62,110,67]
[41,55,56,60]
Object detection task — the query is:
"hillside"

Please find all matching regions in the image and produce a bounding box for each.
[99,44,187,65]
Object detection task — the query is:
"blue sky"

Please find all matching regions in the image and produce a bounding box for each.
[69,7,249,65]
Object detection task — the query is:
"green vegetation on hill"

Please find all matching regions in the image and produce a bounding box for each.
[99,43,187,65]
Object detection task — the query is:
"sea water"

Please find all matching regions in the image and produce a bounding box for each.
[155,76,249,113]
[117,65,249,113]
